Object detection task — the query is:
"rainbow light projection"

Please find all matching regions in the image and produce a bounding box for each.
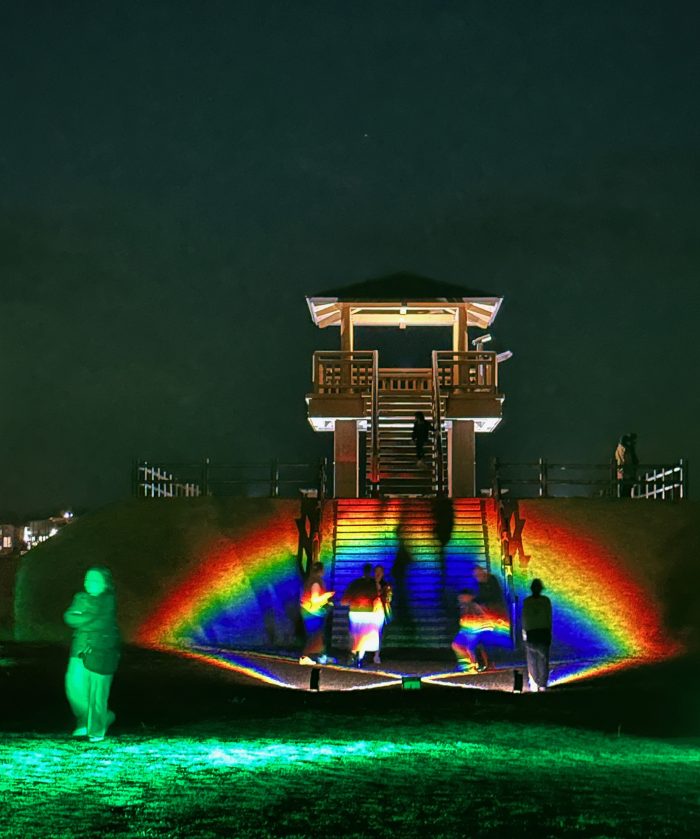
[136,499,681,689]
[508,502,682,686]
[137,507,310,651]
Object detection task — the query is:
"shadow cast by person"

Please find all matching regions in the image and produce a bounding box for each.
[431,496,454,589]
[391,511,415,634]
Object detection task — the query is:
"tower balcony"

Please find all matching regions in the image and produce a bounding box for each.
[306,350,504,432]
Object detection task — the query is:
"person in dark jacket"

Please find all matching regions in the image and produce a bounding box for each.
[521,578,552,692]
[341,563,381,667]
[411,411,433,465]
[63,567,121,741]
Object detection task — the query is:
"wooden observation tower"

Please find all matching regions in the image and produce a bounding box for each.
[306,273,506,498]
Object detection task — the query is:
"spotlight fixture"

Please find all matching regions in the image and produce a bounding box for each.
[401,676,421,691]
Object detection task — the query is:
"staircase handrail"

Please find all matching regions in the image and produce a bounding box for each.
[431,351,446,496]
[369,350,380,492]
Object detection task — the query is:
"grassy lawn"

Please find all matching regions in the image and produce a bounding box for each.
[2,645,700,837]
[2,715,699,838]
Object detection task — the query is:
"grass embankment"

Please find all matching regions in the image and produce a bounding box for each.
[14,497,331,647]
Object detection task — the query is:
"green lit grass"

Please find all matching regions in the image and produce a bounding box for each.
[2,717,699,838]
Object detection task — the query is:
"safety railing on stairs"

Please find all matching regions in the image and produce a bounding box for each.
[431,351,446,496]
[369,350,380,494]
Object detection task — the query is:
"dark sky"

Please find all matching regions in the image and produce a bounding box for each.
[2,1,699,516]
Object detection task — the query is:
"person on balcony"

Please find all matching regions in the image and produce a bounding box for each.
[411,411,433,466]
[522,578,552,692]
[299,561,335,665]
[341,563,381,667]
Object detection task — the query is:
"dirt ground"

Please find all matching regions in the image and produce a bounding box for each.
[1,644,699,838]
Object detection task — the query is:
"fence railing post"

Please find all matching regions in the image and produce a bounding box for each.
[270,458,280,497]
[201,458,210,497]
[491,457,500,499]
[538,457,548,498]
[680,457,688,499]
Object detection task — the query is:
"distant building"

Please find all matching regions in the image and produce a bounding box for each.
[20,511,75,552]
[1,523,18,556]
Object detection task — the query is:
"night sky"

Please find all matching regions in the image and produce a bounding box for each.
[2,1,699,517]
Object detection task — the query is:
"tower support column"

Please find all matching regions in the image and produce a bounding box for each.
[334,420,359,497]
[449,419,476,497]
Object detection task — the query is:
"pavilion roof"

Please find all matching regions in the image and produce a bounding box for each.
[307,272,502,329]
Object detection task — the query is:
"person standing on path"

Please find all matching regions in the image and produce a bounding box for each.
[299,561,335,665]
[451,589,490,672]
[473,566,509,670]
[341,563,381,667]
[63,567,121,741]
[521,578,552,692]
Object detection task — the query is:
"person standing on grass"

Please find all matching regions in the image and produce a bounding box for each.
[522,578,552,692]
[299,561,335,665]
[63,567,121,742]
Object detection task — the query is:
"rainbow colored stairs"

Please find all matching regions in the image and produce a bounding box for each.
[330,498,493,650]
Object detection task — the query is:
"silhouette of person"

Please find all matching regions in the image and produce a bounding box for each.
[411,411,433,465]
[615,433,639,497]
[299,561,335,665]
[341,563,381,667]
[63,567,121,741]
[521,578,552,692]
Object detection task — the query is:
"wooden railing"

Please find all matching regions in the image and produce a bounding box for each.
[434,350,498,393]
[137,463,201,498]
[135,459,329,499]
[312,350,376,394]
[377,369,431,391]
[632,462,687,500]
[491,458,688,500]
[311,352,501,396]
[431,354,446,496]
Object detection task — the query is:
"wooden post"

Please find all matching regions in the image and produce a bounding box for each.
[201,458,210,497]
[340,305,354,351]
[450,420,476,497]
[270,458,280,497]
[334,420,359,498]
[539,457,548,498]
[452,306,468,351]
[491,456,500,499]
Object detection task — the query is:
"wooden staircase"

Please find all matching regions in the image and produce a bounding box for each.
[331,497,493,650]
[365,391,448,497]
